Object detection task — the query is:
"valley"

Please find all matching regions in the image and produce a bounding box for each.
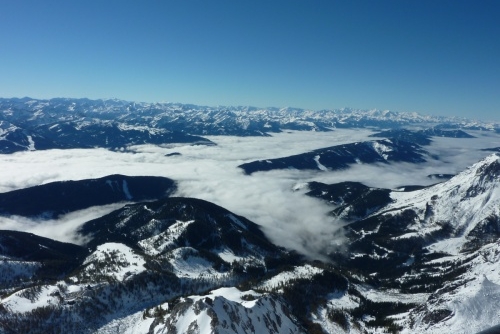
[1,98,500,333]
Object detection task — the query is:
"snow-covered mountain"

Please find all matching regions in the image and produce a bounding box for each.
[0,120,58,153]
[149,287,304,334]
[2,155,500,333]
[338,152,500,260]
[238,127,483,175]
[239,138,428,174]
[303,153,500,333]
[0,196,311,333]
[1,97,498,153]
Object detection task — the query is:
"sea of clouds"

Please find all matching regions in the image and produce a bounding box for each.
[1,129,499,259]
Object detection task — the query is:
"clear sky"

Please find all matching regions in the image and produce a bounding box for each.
[1,1,499,121]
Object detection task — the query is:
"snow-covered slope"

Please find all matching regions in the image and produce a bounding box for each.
[0,120,56,153]
[257,264,324,290]
[80,243,147,282]
[0,197,303,333]
[335,153,500,271]
[403,242,500,333]
[303,153,500,333]
[384,153,500,252]
[151,287,304,334]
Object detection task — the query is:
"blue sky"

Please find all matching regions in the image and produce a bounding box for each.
[1,1,499,121]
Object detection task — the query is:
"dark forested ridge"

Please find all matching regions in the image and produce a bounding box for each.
[0,175,176,218]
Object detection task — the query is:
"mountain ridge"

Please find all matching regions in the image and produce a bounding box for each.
[1,97,498,154]
[239,139,428,175]
[0,175,176,218]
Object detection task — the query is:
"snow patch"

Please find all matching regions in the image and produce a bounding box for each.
[371,141,392,160]
[3,285,60,313]
[356,284,429,304]
[314,154,329,171]
[258,264,324,290]
[215,247,245,263]
[82,243,146,281]
[138,220,194,255]
[226,214,247,231]
[26,136,35,151]
[168,247,223,278]
[122,180,132,200]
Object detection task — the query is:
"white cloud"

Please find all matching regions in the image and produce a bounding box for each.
[0,129,498,259]
[0,203,127,245]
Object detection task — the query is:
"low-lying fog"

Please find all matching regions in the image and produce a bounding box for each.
[1,129,499,259]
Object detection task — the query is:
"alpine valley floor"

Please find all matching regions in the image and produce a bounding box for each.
[2,126,500,333]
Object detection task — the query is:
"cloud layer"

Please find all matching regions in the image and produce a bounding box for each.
[1,129,499,259]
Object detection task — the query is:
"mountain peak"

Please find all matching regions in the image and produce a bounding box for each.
[472,153,500,178]
[444,153,500,201]
[374,153,500,254]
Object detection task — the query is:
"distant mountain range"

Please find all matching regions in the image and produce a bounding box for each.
[1,97,498,153]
